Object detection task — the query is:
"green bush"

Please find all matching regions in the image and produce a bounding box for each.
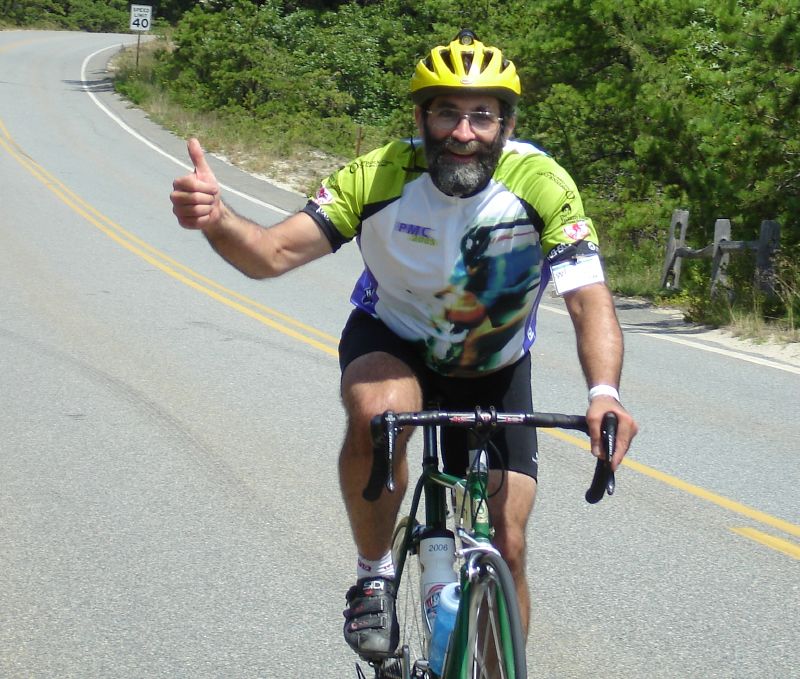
[1,0,130,31]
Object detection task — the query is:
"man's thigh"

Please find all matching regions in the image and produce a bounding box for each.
[341,351,423,416]
[339,309,425,416]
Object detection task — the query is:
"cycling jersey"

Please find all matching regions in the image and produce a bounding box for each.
[303,138,602,376]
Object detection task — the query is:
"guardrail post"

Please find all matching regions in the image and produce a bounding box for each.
[355,125,364,157]
[710,218,731,296]
[755,220,780,295]
[661,209,689,288]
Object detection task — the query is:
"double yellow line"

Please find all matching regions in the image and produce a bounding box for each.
[1,118,797,560]
[0,36,46,54]
[0,118,339,357]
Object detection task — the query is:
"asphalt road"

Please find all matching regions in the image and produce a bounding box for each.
[1,30,797,679]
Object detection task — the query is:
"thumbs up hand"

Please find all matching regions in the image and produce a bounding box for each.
[171,138,224,232]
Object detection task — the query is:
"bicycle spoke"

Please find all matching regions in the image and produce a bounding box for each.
[391,517,426,677]
[488,580,510,679]
[454,555,525,679]
[470,579,505,679]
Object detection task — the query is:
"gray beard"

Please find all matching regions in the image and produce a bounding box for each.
[424,128,504,197]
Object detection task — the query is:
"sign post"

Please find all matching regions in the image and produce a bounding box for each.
[129,5,152,70]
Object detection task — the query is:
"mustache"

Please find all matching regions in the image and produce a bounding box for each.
[441,138,483,154]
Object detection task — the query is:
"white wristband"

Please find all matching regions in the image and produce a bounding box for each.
[588,384,620,403]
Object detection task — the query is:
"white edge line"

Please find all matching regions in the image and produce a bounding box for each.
[539,303,800,376]
[80,44,291,217]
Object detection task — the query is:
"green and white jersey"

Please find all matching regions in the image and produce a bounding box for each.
[303,138,602,376]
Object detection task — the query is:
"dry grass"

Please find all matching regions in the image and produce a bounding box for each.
[727,312,800,345]
[110,39,346,195]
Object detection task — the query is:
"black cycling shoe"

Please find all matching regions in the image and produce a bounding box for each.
[375,658,403,679]
[343,577,399,661]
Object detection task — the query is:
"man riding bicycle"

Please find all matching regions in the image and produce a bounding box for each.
[170,29,638,664]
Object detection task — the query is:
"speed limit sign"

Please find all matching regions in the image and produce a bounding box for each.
[130,4,152,32]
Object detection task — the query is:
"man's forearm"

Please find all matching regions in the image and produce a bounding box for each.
[564,283,624,389]
[203,202,275,279]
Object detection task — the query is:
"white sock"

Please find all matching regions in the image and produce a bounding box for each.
[357,551,395,580]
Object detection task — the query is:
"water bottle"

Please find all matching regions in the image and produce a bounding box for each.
[427,582,460,676]
[418,528,457,634]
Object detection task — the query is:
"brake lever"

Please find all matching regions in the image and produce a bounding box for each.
[384,412,396,493]
[585,412,617,504]
[363,412,397,501]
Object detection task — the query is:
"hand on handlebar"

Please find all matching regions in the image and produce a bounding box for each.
[586,396,638,470]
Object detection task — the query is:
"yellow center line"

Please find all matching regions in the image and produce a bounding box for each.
[3,117,798,553]
[0,118,338,355]
[0,36,48,54]
[731,527,800,560]
[544,428,800,541]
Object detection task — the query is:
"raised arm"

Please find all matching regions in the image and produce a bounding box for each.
[170,138,332,278]
[563,282,638,468]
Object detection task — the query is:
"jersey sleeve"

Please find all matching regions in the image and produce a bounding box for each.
[530,160,600,262]
[529,159,607,294]
[301,164,364,252]
[302,140,420,252]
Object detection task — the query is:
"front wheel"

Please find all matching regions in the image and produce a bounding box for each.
[445,552,527,679]
[375,516,429,679]
[389,516,427,676]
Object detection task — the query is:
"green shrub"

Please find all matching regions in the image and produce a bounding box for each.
[1,0,129,31]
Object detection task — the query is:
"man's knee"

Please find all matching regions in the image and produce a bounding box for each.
[488,472,537,574]
[342,352,422,420]
[492,525,528,573]
[340,352,423,459]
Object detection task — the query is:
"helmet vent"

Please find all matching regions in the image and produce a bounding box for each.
[480,50,494,73]
[439,48,455,74]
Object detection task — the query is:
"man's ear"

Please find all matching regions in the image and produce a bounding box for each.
[414,106,425,135]
[503,114,517,142]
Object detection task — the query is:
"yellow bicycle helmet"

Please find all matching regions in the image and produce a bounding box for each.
[410,29,521,106]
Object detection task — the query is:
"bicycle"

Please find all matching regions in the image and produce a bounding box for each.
[358,406,618,679]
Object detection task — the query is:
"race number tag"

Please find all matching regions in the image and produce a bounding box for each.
[551,255,605,295]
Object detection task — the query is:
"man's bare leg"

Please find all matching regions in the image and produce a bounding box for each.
[488,470,537,633]
[339,351,423,561]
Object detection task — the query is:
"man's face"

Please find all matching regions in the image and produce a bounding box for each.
[415,94,514,197]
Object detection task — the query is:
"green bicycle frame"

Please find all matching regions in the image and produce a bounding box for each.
[393,422,461,585]
[442,447,520,678]
[392,423,519,679]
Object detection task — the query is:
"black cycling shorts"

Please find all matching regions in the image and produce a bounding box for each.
[339,309,539,479]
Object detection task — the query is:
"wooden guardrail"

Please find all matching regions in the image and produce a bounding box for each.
[661,209,781,296]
